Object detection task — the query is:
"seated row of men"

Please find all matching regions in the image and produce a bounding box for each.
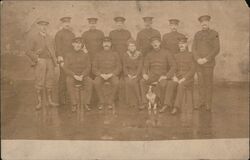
[60,35,194,114]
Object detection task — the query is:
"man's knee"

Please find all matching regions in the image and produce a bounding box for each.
[177,83,185,91]
[158,79,167,88]
[167,80,178,88]
[125,78,137,86]
[85,77,93,84]
[110,76,119,86]
[140,79,146,86]
[93,76,102,85]
[83,77,93,88]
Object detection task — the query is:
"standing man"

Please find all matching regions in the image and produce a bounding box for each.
[140,36,176,109]
[109,16,131,58]
[93,37,121,110]
[136,16,161,57]
[26,18,58,110]
[162,19,186,54]
[109,16,132,104]
[55,16,75,105]
[192,15,220,111]
[82,17,104,62]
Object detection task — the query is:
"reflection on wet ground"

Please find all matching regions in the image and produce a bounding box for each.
[1,80,249,140]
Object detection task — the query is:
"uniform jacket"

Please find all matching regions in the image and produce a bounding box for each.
[62,50,91,77]
[82,29,104,58]
[109,29,131,55]
[192,28,220,67]
[162,31,186,54]
[55,28,75,58]
[136,27,161,56]
[26,32,57,66]
[122,50,143,76]
[143,48,177,82]
[174,51,195,80]
[92,49,121,76]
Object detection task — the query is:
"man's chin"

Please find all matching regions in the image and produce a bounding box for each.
[153,47,160,50]
[104,47,110,50]
[202,26,208,29]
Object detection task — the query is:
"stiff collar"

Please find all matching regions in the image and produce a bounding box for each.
[152,47,161,52]
[127,50,141,59]
[39,31,47,37]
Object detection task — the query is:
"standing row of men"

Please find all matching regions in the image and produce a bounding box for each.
[26,14,220,114]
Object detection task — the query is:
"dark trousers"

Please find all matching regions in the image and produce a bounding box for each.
[163,80,182,106]
[58,68,67,104]
[66,76,93,106]
[197,66,214,107]
[165,79,194,108]
[93,76,119,105]
[124,77,141,106]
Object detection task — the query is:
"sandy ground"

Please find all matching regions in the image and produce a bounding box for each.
[1,79,249,140]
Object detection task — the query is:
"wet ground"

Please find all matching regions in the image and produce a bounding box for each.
[1,80,249,140]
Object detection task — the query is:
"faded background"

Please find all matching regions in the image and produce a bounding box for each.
[1,0,249,82]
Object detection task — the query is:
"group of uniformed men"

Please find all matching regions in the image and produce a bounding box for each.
[26,14,220,115]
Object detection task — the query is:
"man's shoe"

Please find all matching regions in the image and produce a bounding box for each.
[193,106,199,110]
[49,101,59,107]
[159,105,168,113]
[193,104,204,110]
[205,105,211,111]
[108,104,114,109]
[85,104,91,111]
[171,107,178,115]
[71,105,77,112]
[35,103,42,110]
[98,104,103,110]
[139,104,146,110]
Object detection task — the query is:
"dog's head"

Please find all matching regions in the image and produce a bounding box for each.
[146,85,157,102]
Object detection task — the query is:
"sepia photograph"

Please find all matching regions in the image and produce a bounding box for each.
[1,0,249,159]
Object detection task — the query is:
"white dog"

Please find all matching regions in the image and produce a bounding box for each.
[146,85,160,114]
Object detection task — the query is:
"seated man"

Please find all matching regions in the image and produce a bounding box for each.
[93,37,121,110]
[123,38,143,108]
[140,36,176,109]
[163,36,195,115]
[62,37,92,112]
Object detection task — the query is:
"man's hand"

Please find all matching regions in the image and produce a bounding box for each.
[100,74,107,80]
[106,73,113,79]
[143,74,149,80]
[197,58,204,65]
[57,56,64,62]
[78,75,83,81]
[197,58,208,65]
[73,75,82,81]
[101,74,112,80]
[60,62,64,67]
[178,78,186,84]
[172,76,179,82]
[202,58,208,64]
[131,75,137,79]
[158,75,167,82]
[128,74,137,79]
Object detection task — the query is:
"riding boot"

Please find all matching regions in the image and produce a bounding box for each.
[46,88,59,107]
[36,89,42,110]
